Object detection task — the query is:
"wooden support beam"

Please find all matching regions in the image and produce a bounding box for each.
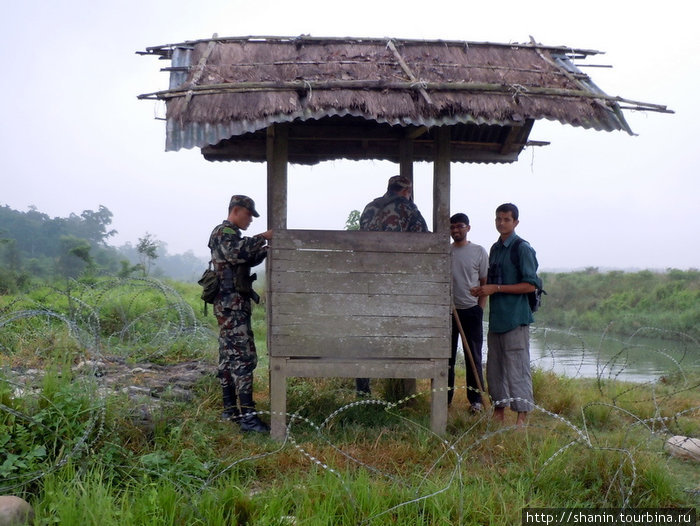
[433,127,451,234]
[500,120,535,155]
[266,123,288,407]
[499,125,522,156]
[399,137,414,186]
[397,134,417,398]
[406,126,429,140]
[266,124,288,230]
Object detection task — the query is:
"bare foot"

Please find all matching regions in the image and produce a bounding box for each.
[493,407,506,422]
[516,412,528,427]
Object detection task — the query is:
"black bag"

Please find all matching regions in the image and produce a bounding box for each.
[510,238,546,313]
[198,261,219,314]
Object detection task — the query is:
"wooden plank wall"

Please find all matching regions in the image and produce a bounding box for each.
[269,229,451,361]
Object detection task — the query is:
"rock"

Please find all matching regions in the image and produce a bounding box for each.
[74,360,106,376]
[0,496,34,526]
[664,435,700,462]
[155,386,194,402]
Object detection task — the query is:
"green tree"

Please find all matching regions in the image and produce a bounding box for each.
[0,204,121,278]
[67,205,118,245]
[345,210,361,231]
[136,233,159,276]
[0,236,22,293]
[0,234,21,271]
[117,260,143,278]
[56,235,94,278]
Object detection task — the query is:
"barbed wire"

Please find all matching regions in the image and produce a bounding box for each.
[0,278,698,522]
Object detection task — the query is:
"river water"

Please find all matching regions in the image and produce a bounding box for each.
[527,326,699,383]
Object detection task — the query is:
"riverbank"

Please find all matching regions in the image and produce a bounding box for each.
[536,268,699,340]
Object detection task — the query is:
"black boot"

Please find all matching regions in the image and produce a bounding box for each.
[238,392,269,433]
[239,413,270,433]
[221,385,240,422]
[355,377,371,397]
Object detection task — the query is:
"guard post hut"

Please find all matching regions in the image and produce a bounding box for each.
[138,36,668,439]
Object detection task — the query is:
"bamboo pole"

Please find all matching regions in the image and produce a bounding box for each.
[139,35,604,58]
[137,80,672,113]
[182,36,217,113]
[451,306,490,408]
[387,39,433,106]
[162,60,594,82]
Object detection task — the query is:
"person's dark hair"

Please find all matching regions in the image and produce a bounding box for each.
[450,213,469,225]
[496,203,519,221]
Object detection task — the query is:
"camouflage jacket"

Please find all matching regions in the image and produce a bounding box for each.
[208,220,268,306]
[359,191,429,232]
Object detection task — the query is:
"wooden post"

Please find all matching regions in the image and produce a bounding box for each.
[269,357,287,439]
[399,137,414,185]
[431,126,451,429]
[430,360,448,433]
[266,123,288,230]
[399,136,418,397]
[433,126,451,234]
[267,123,288,439]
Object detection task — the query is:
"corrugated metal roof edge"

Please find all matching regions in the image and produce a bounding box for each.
[165,108,622,152]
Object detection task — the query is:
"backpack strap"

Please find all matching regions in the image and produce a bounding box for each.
[509,237,542,290]
[509,237,524,280]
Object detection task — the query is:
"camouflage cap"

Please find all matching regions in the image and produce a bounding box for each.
[387,175,412,190]
[229,195,260,217]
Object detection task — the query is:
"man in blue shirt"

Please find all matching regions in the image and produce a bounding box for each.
[470,203,539,426]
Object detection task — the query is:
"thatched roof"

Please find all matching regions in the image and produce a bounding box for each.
[138,35,670,164]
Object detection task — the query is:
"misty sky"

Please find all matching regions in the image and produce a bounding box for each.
[1,1,698,270]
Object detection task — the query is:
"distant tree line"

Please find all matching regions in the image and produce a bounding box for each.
[3,205,698,340]
[0,204,207,293]
[536,267,699,340]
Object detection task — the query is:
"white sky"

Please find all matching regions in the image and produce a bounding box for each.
[1,0,698,270]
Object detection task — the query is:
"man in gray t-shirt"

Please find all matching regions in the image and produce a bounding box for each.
[449,213,489,411]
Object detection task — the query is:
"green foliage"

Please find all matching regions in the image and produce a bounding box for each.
[537,269,700,339]
[344,209,361,231]
[0,203,208,282]
[0,204,121,280]
[0,362,103,490]
[0,277,216,364]
[0,267,26,295]
[117,244,207,283]
[117,260,143,278]
[136,233,160,277]
[56,235,95,279]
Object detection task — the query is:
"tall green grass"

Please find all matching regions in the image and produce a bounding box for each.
[537,269,699,339]
[1,276,698,524]
[3,362,697,524]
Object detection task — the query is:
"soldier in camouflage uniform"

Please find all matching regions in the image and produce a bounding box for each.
[208,195,272,433]
[356,175,430,395]
[360,175,429,233]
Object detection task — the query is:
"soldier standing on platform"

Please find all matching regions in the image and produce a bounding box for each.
[356,175,430,395]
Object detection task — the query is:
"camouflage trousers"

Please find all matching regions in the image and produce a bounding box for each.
[214,300,258,399]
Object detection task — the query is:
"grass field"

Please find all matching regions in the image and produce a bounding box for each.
[1,278,698,525]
